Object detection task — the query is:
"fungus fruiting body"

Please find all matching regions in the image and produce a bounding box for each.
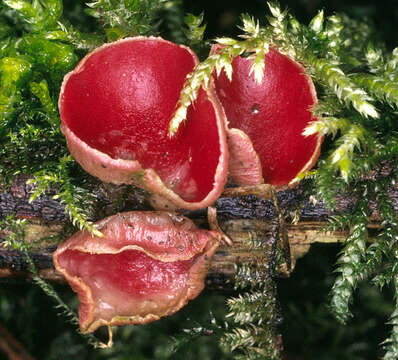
[59,37,228,210]
[226,128,264,186]
[212,46,322,188]
[53,211,220,333]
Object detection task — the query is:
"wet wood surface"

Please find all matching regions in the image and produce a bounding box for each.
[0,177,397,286]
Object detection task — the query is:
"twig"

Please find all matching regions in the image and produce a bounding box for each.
[221,184,273,198]
[271,188,291,272]
[207,206,233,246]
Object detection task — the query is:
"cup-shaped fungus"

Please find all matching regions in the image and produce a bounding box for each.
[53,211,220,333]
[211,46,322,188]
[59,37,228,210]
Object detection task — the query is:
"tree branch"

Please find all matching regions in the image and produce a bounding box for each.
[0,176,397,287]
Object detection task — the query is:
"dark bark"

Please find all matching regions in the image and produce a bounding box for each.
[0,176,397,287]
[3,175,397,224]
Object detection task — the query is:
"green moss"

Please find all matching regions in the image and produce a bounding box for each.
[1,0,398,357]
[18,35,78,84]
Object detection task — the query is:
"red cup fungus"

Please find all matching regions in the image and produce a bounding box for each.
[59,37,228,210]
[53,211,220,333]
[212,46,322,188]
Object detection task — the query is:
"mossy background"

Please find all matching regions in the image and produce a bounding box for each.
[1,244,394,359]
[185,0,398,49]
[1,0,398,359]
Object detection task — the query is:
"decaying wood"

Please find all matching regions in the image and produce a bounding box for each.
[0,216,363,286]
[221,184,273,199]
[0,176,397,287]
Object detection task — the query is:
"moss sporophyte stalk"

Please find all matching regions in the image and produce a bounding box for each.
[0,0,397,358]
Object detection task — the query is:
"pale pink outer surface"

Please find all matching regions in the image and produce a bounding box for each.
[211,45,323,189]
[59,37,229,210]
[226,128,264,186]
[53,211,220,333]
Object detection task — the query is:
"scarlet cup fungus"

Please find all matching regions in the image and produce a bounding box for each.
[212,46,322,188]
[53,211,220,333]
[59,37,228,210]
